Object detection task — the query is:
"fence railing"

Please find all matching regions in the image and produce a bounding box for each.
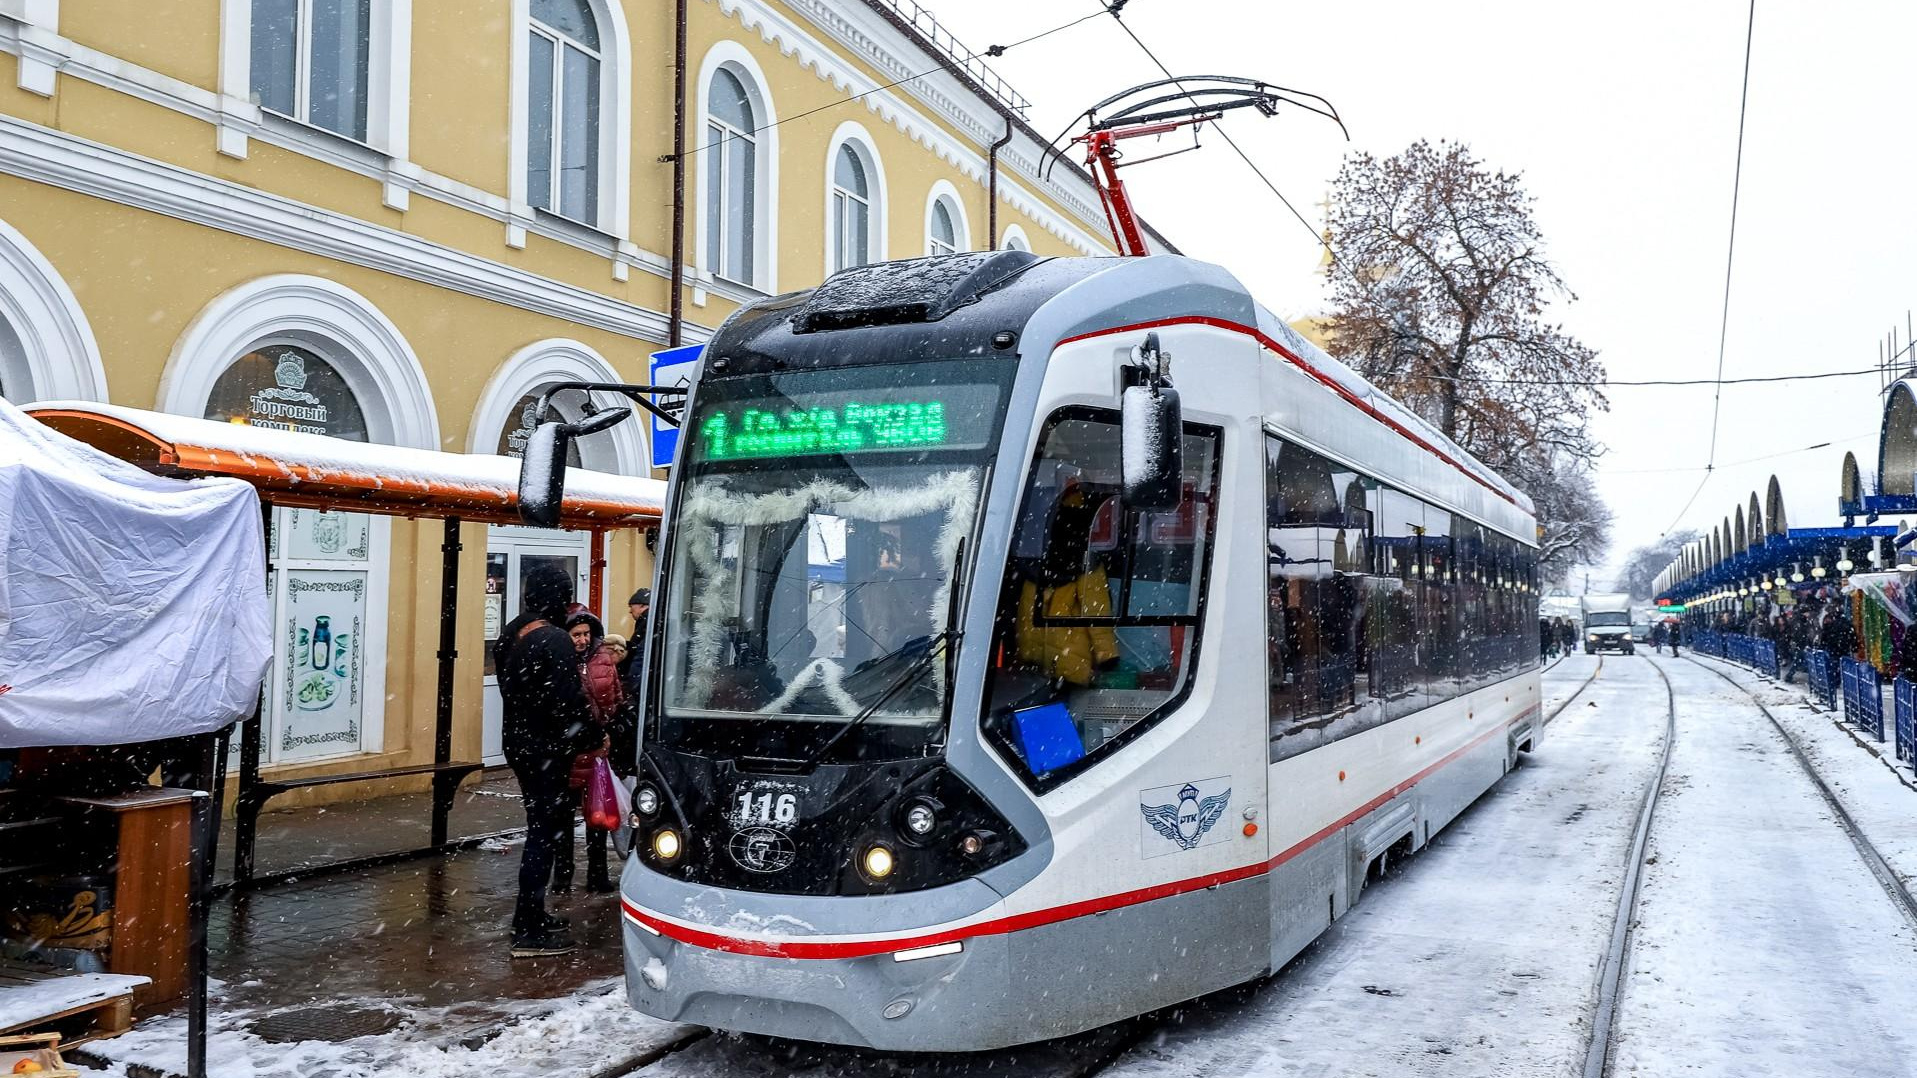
[1807,649,1838,709]
[1842,656,1886,742]
[1894,675,1916,768]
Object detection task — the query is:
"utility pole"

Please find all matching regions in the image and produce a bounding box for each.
[1583,571,1590,596]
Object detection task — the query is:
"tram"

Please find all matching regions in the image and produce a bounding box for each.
[519,250,1543,1051]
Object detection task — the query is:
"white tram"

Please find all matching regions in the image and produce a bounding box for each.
[524,251,1542,1050]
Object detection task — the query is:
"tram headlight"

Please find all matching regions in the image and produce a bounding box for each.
[861,844,897,880]
[652,828,683,863]
[898,798,940,841]
[634,784,661,816]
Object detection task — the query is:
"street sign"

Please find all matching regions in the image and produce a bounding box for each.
[648,343,703,469]
[1657,604,1687,613]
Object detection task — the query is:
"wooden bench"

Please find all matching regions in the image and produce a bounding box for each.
[231,761,485,886]
[0,963,147,1043]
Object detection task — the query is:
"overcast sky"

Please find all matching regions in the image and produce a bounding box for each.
[921,0,1917,589]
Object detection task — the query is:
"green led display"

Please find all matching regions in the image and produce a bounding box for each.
[700,400,950,461]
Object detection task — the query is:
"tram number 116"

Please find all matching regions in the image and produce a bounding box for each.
[734,790,799,826]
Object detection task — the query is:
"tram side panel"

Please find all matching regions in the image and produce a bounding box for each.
[1256,340,1542,972]
[987,323,1275,1037]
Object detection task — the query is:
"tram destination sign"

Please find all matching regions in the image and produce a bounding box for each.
[689,371,1000,463]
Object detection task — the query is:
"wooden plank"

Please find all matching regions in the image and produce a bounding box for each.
[0,968,147,1036]
[106,799,191,1013]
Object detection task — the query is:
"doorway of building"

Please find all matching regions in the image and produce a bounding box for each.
[481,526,593,765]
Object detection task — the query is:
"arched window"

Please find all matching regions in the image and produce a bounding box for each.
[705,67,758,284]
[204,344,371,442]
[830,143,873,272]
[527,0,602,223]
[928,198,958,256]
[1001,228,1030,252]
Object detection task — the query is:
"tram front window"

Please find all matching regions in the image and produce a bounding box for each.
[655,359,1008,764]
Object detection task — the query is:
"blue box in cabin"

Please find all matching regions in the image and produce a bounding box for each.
[1011,701,1085,773]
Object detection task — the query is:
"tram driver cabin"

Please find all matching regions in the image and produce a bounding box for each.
[518,251,1544,1052]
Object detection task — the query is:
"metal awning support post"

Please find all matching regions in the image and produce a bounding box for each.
[430,516,463,849]
[233,498,271,886]
[589,528,608,615]
[185,725,227,1078]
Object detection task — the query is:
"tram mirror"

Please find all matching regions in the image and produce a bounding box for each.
[1121,384,1183,511]
[516,407,632,528]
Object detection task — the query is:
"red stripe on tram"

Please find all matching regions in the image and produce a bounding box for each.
[623,705,1540,960]
[1054,315,1524,510]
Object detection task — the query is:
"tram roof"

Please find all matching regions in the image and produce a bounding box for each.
[27,401,665,528]
[712,252,1535,521]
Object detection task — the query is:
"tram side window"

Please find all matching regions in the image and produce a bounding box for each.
[1266,436,1372,739]
[982,410,1221,788]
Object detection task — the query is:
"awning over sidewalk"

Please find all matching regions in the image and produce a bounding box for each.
[27,401,664,528]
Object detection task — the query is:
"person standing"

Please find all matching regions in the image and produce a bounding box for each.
[496,566,603,957]
[1668,618,1682,658]
[1559,618,1578,656]
[1652,620,1668,655]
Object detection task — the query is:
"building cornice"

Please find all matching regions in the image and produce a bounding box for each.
[716,0,1117,255]
[0,115,712,347]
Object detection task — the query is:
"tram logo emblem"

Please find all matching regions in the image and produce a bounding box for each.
[1139,778,1231,857]
[728,825,796,874]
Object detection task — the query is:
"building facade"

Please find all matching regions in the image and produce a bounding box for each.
[0,0,1133,801]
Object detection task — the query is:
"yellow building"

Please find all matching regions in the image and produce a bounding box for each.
[0,0,1137,801]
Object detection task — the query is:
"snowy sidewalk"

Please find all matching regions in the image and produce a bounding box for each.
[74,781,691,1078]
[1682,652,1917,898]
[1611,656,1917,1075]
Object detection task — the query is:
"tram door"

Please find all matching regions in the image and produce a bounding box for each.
[480,526,592,765]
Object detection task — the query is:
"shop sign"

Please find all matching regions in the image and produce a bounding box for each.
[280,508,370,562]
[246,350,332,436]
[278,569,367,760]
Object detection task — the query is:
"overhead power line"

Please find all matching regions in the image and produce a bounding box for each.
[1092,1,1347,273]
[1435,365,1883,389]
[1662,0,1757,537]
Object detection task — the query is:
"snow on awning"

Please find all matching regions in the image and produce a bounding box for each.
[27,401,664,528]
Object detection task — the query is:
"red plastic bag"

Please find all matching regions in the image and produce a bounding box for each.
[583,756,623,831]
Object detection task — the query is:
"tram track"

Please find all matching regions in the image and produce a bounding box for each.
[1544,655,1603,726]
[1682,655,1917,928]
[1581,656,1676,1078]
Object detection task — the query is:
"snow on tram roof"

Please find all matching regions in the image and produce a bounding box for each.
[1251,304,1536,517]
[26,400,666,519]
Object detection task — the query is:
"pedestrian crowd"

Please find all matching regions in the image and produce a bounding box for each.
[492,564,651,958]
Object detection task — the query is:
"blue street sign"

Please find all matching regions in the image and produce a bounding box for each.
[649,343,703,469]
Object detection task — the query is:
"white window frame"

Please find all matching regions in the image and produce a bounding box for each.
[1000,223,1032,252]
[709,78,759,285]
[694,43,777,294]
[923,181,970,257]
[507,0,632,244]
[527,8,599,224]
[824,122,886,276]
[218,0,411,173]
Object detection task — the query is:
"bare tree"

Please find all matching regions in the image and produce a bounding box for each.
[1616,529,1702,599]
[1321,140,1610,571]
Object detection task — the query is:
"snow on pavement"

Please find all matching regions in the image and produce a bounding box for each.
[1097,654,1664,1078]
[84,980,693,1078]
[1610,657,1917,1076]
[1689,653,1917,896]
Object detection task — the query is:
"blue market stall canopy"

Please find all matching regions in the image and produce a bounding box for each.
[0,398,271,748]
[1652,473,1898,605]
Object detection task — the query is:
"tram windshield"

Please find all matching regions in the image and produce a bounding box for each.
[654,358,1010,762]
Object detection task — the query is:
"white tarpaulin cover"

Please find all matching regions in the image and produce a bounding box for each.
[0,398,269,747]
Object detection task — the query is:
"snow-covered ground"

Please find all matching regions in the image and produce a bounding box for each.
[1688,653,1917,895]
[65,654,1917,1077]
[1098,653,1655,1078]
[1609,656,1917,1075]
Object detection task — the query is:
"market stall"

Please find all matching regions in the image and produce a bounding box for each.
[0,398,269,1078]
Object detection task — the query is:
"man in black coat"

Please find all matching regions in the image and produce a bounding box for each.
[496,565,604,957]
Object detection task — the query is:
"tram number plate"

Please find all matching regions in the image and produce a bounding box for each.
[731,786,803,827]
